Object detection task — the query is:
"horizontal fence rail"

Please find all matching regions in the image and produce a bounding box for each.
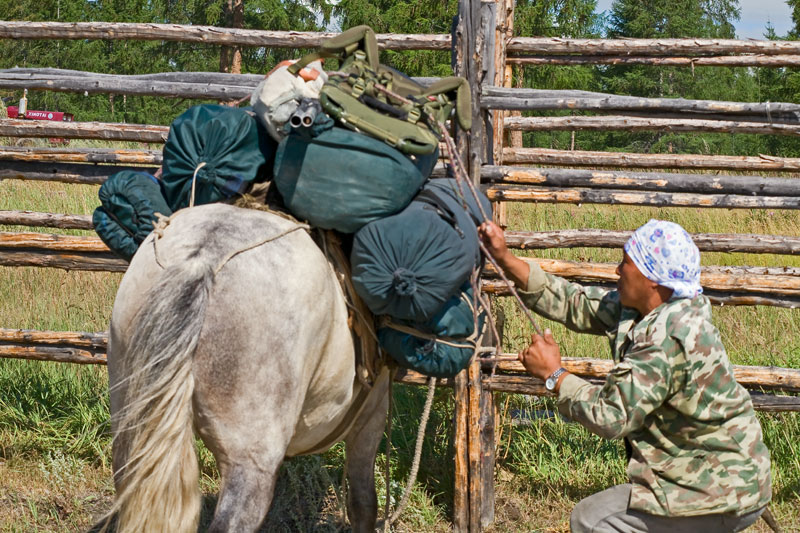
[0,211,93,230]
[0,146,162,165]
[482,87,800,120]
[503,229,800,255]
[5,24,800,59]
[0,119,168,142]
[507,54,800,67]
[0,22,451,50]
[395,370,799,412]
[5,227,800,257]
[2,327,797,411]
[504,37,800,56]
[5,233,800,306]
[482,166,800,196]
[484,185,800,210]
[0,161,157,185]
[503,115,800,136]
[501,148,800,172]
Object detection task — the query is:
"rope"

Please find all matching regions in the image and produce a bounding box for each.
[147,208,310,276]
[382,375,438,531]
[213,224,309,276]
[189,161,207,208]
[438,122,544,337]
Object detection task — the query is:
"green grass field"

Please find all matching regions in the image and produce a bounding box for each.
[0,159,798,531]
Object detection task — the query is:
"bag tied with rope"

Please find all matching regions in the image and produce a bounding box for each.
[161,104,277,211]
[271,25,471,233]
[92,170,173,261]
[378,284,487,378]
[350,177,492,322]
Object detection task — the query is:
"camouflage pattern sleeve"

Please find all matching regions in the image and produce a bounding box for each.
[556,336,682,439]
[518,261,622,336]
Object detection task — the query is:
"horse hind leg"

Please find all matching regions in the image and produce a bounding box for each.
[344,373,390,533]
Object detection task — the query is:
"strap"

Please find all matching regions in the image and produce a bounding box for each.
[287,50,336,75]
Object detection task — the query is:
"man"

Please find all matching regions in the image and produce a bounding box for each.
[479,219,771,533]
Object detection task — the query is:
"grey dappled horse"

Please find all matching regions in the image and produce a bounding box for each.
[104,203,389,532]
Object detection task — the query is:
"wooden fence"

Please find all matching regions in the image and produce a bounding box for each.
[1,3,800,531]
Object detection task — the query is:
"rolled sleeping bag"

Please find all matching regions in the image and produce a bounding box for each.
[92,170,173,261]
[351,177,491,321]
[161,104,276,211]
[378,285,486,378]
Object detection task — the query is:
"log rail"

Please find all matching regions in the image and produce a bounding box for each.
[2,327,797,411]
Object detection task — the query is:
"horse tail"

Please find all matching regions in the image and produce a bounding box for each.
[104,259,214,533]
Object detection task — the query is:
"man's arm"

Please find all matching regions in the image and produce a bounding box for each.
[557,339,680,439]
[479,221,621,335]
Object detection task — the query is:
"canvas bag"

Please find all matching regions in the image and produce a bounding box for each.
[93,170,173,261]
[350,178,492,321]
[288,25,471,155]
[161,104,276,210]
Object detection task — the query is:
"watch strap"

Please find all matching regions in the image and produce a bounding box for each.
[545,367,568,391]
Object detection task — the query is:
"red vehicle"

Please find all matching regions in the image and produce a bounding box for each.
[7,106,74,123]
[6,92,74,144]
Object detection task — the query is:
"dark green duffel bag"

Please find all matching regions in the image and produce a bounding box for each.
[350,177,491,321]
[161,104,276,210]
[378,285,485,378]
[93,170,172,261]
[273,113,438,233]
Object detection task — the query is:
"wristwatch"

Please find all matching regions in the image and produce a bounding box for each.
[545,367,568,392]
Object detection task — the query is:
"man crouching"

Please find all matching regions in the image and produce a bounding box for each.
[479,219,771,532]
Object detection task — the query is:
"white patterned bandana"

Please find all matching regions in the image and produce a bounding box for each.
[623,219,702,300]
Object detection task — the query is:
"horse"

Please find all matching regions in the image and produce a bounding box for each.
[103,202,390,532]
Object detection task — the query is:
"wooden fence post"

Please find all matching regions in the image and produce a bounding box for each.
[454,1,497,531]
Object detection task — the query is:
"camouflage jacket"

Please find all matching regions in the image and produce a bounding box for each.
[519,263,771,517]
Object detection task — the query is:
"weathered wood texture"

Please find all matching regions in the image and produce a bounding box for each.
[485,185,800,210]
[3,332,797,409]
[396,369,800,412]
[0,119,168,143]
[453,369,469,532]
[0,22,451,50]
[0,211,93,230]
[482,166,800,196]
[483,87,800,118]
[0,232,109,252]
[0,250,127,272]
[508,54,800,67]
[479,375,800,412]
[504,115,800,135]
[0,161,158,185]
[0,69,257,100]
[502,148,800,172]
[504,37,800,56]
[483,258,800,295]
[0,146,162,165]
[483,356,800,393]
[481,279,800,308]
[503,229,800,255]
[0,328,107,364]
[0,68,436,99]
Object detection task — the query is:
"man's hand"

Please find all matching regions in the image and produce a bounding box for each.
[478,221,510,263]
[519,328,563,381]
[478,221,531,289]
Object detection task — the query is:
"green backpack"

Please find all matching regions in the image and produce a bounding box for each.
[288,25,471,155]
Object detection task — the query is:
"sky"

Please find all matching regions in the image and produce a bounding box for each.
[594,0,794,39]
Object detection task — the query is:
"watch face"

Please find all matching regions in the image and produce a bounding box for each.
[545,376,556,391]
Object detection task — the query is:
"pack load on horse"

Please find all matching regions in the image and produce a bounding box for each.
[94,24,491,532]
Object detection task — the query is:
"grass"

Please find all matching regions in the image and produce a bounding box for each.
[0,167,799,530]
